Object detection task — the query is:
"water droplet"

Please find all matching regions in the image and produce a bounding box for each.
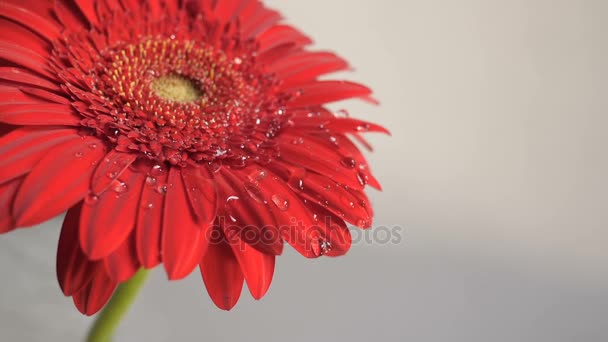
[356,219,370,227]
[214,148,227,157]
[288,168,306,192]
[88,142,98,149]
[156,184,168,194]
[244,182,266,204]
[106,171,118,179]
[150,164,164,176]
[146,176,157,186]
[323,184,332,191]
[328,136,339,147]
[356,171,368,186]
[74,151,84,158]
[248,169,267,183]
[340,195,356,208]
[340,157,356,169]
[143,202,154,209]
[356,124,370,132]
[112,180,128,195]
[85,194,99,205]
[271,194,289,211]
[225,196,240,222]
[208,161,222,173]
[234,57,242,64]
[336,109,349,118]
[291,137,304,145]
[319,240,332,255]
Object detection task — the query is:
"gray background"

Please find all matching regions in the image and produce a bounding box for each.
[1,0,607,341]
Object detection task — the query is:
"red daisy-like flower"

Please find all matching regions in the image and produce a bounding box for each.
[0,0,387,314]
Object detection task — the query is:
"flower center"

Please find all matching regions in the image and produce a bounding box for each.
[53,33,290,167]
[150,75,202,103]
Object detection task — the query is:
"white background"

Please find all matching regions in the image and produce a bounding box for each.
[1,0,607,341]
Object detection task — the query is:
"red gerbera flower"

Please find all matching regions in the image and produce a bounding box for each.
[0,0,387,314]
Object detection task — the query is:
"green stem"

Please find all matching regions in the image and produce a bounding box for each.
[86,268,150,342]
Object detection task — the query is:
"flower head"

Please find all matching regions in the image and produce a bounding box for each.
[0,0,388,314]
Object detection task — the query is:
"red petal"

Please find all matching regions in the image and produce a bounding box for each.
[90,150,137,195]
[305,203,352,257]
[104,232,139,282]
[227,233,275,300]
[56,204,102,295]
[0,18,51,57]
[135,164,168,269]
[252,169,321,258]
[277,133,364,190]
[212,0,243,25]
[272,52,349,85]
[0,177,22,233]
[19,87,70,104]
[0,85,37,105]
[336,134,382,190]
[181,165,218,225]
[0,127,78,185]
[72,0,100,28]
[287,81,374,107]
[79,166,144,259]
[0,103,81,126]
[162,168,210,280]
[200,233,244,310]
[288,168,371,228]
[13,136,106,227]
[290,117,390,135]
[0,67,60,91]
[54,0,89,30]
[218,168,284,255]
[72,269,116,316]
[0,1,60,41]
[257,25,312,53]
[0,41,54,79]
[242,6,281,39]
[287,132,382,190]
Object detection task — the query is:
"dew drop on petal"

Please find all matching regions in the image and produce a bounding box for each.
[356,171,368,186]
[112,180,128,195]
[85,194,99,205]
[74,151,84,158]
[340,195,356,208]
[225,195,240,222]
[328,135,339,147]
[319,240,332,255]
[356,124,370,132]
[288,168,306,192]
[336,109,349,118]
[291,137,304,145]
[340,157,356,169]
[145,176,157,186]
[356,218,370,227]
[150,164,164,176]
[155,184,168,195]
[248,169,267,183]
[271,194,289,211]
[244,181,266,203]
